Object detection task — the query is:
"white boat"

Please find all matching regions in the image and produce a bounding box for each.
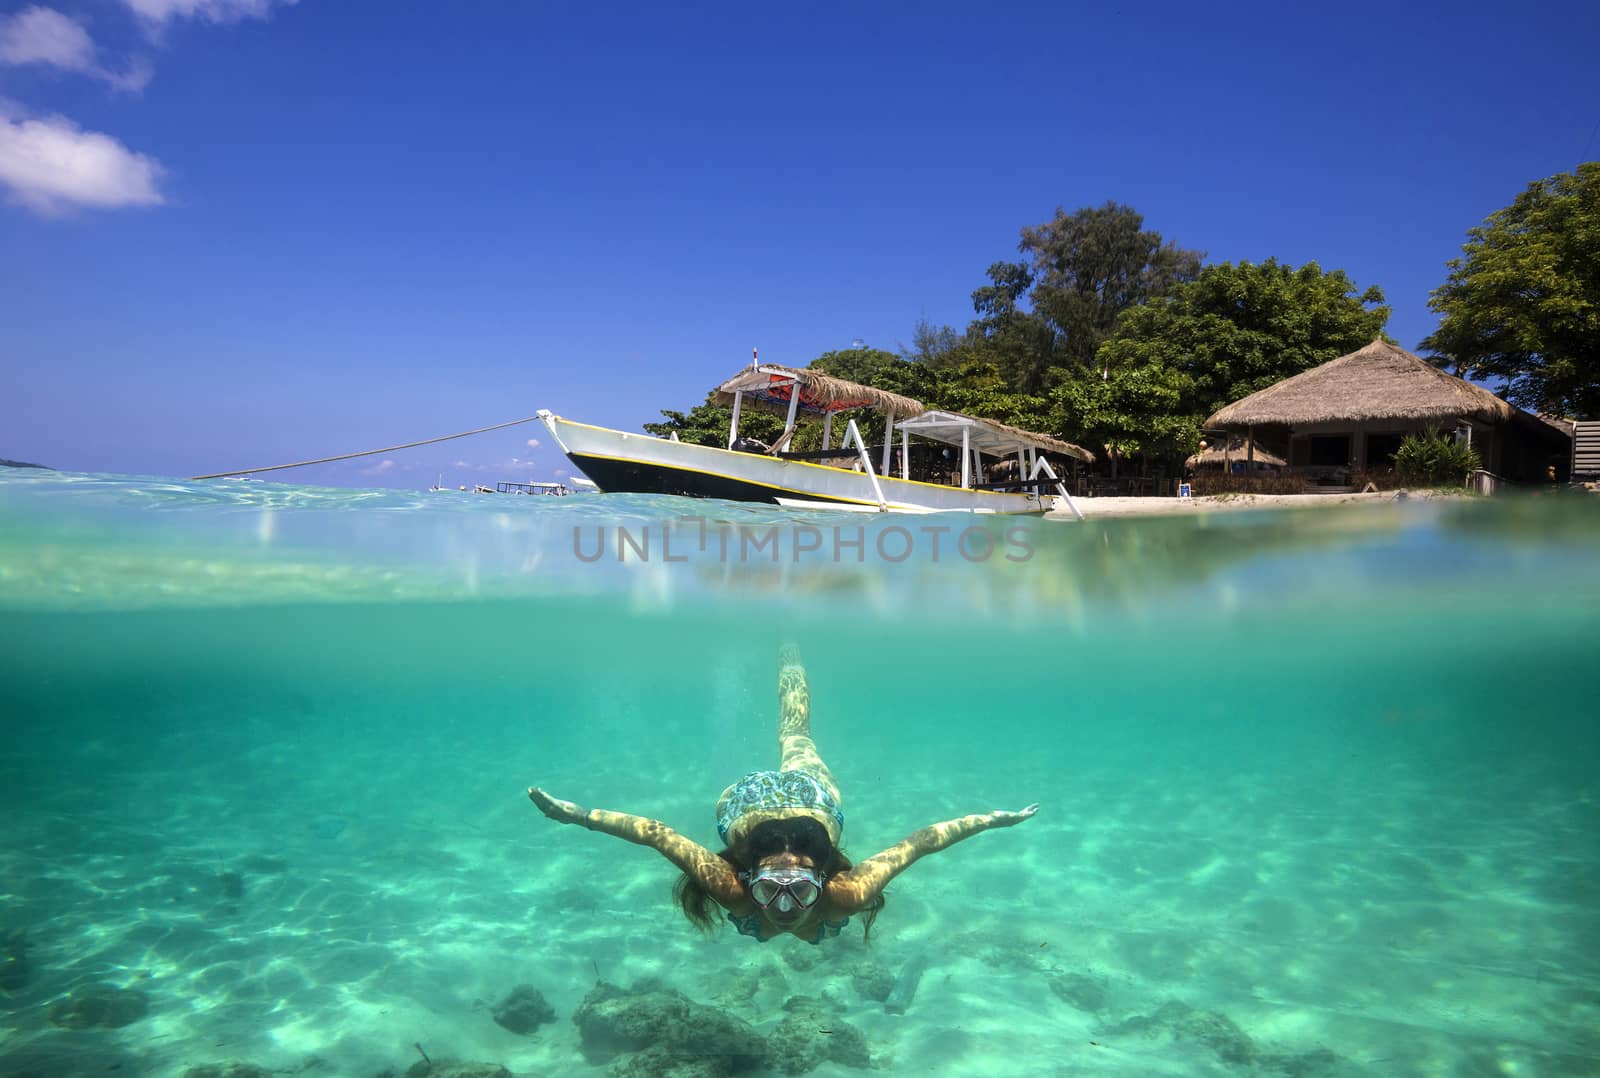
[483,480,572,496]
[537,361,1092,516]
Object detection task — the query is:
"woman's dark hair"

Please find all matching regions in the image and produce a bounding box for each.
[674,817,886,940]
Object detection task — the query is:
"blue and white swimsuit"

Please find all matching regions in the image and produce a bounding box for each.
[727,909,850,944]
[715,769,845,846]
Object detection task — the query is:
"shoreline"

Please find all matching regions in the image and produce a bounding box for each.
[1051,489,1465,518]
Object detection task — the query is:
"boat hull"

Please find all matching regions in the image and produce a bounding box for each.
[541,414,1055,514]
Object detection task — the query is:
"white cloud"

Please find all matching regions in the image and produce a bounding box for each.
[0,6,151,92]
[0,106,164,213]
[0,7,93,69]
[362,458,396,476]
[122,0,296,25]
[525,438,541,448]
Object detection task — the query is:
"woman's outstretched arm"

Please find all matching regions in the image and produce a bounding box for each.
[824,804,1039,913]
[528,787,745,905]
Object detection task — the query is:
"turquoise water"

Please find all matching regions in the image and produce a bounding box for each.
[2,467,1598,1077]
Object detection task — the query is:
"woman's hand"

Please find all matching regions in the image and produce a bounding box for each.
[528,786,590,828]
[992,803,1039,828]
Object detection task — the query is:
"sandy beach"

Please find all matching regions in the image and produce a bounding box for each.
[1054,489,1463,518]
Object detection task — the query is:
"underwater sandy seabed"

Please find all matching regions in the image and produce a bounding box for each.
[2,599,1597,1078]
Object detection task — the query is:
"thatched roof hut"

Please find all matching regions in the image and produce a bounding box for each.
[1202,339,1570,483]
[1206,339,1514,428]
[715,364,925,419]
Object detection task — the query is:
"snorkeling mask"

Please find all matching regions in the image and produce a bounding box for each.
[743,866,824,914]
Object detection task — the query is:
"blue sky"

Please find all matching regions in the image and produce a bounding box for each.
[3,1,1597,488]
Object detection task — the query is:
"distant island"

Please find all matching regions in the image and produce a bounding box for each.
[1,458,50,469]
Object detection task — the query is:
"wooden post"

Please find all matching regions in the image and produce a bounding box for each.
[728,391,743,449]
[960,425,971,489]
[822,411,833,450]
[783,379,801,436]
[901,428,910,480]
[881,411,895,473]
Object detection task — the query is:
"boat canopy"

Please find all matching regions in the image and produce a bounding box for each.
[715,364,925,419]
[894,409,1096,463]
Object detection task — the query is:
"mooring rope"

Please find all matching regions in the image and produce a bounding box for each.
[188,415,545,480]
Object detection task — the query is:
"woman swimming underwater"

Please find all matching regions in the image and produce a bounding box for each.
[528,645,1037,943]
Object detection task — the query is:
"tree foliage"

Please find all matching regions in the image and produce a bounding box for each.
[916,359,1053,432]
[1019,202,1204,373]
[1047,361,1197,471]
[951,203,1203,397]
[1097,258,1390,416]
[965,261,1059,393]
[643,206,1398,476]
[641,397,785,448]
[1021,259,1387,468]
[1423,162,1600,418]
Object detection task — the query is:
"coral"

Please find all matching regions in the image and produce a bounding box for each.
[491,983,556,1035]
[780,946,824,973]
[766,1013,870,1073]
[767,996,871,1072]
[606,1044,725,1078]
[0,1033,142,1075]
[46,983,150,1029]
[573,981,766,1076]
[403,1062,511,1078]
[848,962,894,1003]
[1102,1000,1255,1064]
[1047,971,1108,1013]
[1256,1047,1343,1076]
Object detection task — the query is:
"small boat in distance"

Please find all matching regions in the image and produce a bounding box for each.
[478,481,572,496]
[538,359,1091,516]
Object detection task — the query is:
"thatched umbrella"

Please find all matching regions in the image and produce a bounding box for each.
[1206,339,1515,428]
[896,410,1094,463]
[1186,440,1286,470]
[977,415,1094,463]
[715,364,925,418]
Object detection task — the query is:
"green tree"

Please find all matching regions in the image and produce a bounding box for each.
[642,396,786,447]
[808,347,919,395]
[1422,162,1600,418]
[952,203,1201,397]
[1020,202,1203,374]
[966,261,1059,393]
[1040,259,1386,472]
[917,359,1054,432]
[902,318,968,369]
[1101,258,1390,418]
[1047,362,1197,476]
